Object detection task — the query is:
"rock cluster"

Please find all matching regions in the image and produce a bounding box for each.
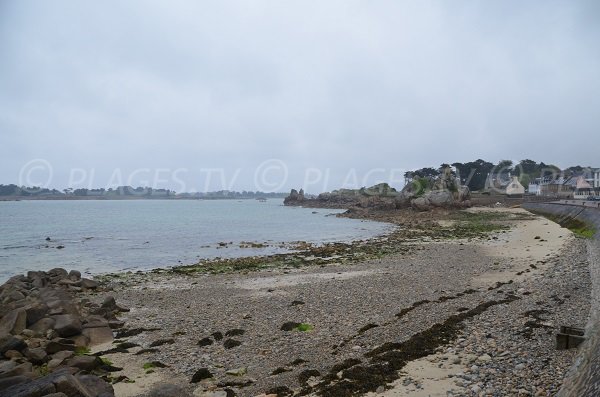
[0,268,128,397]
[284,184,397,210]
[282,188,305,205]
[283,175,471,212]
[397,167,471,211]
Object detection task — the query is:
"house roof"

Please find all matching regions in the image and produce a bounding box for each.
[564,176,592,189]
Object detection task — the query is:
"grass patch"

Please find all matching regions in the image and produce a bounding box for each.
[143,361,168,370]
[573,227,595,239]
[38,364,49,376]
[74,346,91,356]
[562,218,595,238]
[531,211,596,239]
[143,362,155,370]
[435,211,512,239]
[100,357,113,366]
[294,323,314,332]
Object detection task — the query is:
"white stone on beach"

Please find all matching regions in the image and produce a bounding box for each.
[477,354,492,363]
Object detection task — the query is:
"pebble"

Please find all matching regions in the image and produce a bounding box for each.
[477,354,492,363]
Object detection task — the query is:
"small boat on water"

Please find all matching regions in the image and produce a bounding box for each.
[256,197,267,202]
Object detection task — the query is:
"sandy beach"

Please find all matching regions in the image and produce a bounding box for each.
[77,207,591,397]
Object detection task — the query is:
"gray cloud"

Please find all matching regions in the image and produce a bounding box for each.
[1,0,599,192]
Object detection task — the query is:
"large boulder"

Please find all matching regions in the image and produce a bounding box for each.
[82,326,113,346]
[411,196,432,211]
[394,191,413,209]
[52,314,82,337]
[0,335,27,354]
[0,308,27,335]
[0,368,114,397]
[458,185,471,202]
[67,355,102,371]
[24,347,48,364]
[78,278,99,290]
[77,374,115,396]
[0,362,33,379]
[30,317,56,336]
[67,270,81,281]
[426,190,454,208]
[25,303,50,326]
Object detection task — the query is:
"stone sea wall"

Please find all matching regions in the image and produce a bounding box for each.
[522,202,600,397]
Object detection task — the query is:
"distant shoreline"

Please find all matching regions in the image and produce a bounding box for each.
[0,196,281,201]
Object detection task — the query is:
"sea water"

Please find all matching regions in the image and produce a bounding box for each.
[0,199,392,282]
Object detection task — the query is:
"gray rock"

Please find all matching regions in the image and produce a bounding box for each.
[0,362,32,379]
[0,308,27,335]
[411,196,432,211]
[4,349,23,359]
[52,314,82,337]
[52,350,75,361]
[67,355,102,371]
[45,340,77,354]
[193,390,228,397]
[0,335,27,354]
[394,192,413,208]
[78,278,99,289]
[48,268,69,279]
[101,296,128,313]
[191,368,213,383]
[146,384,193,397]
[0,375,29,391]
[57,279,78,287]
[82,315,109,329]
[30,317,56,336]
[77,374,115,396]
[54,373,87,396]
[477,354,492,363]
[68,270,82,281]
[6,290,26,302]
[25,303,50,326]
[47,358,66,371]
[25,347,48,364]
[82,326,113,346]
[225,367,247,376]
[0,360,16,373]
[108,319,125,329]
[426,190,454,207]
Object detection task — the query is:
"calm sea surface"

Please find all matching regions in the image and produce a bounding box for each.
[0,199,392,282]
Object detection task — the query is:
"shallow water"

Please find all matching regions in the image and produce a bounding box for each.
[0,199,391,281]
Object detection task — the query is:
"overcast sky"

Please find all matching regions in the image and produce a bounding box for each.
[1,1,599,192]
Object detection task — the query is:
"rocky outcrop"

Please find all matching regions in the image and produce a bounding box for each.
[0,269,128,397]
[283,189,305,205]
[401,167,471,211]
[284,184,397,210]
[284,172,471,212]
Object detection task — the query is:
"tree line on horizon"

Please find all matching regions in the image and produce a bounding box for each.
[0,184,287,199]
[404,159,596,192]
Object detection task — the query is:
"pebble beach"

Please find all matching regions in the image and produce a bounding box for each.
[81,207,592,397]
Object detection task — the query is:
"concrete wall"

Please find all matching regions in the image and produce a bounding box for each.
[522,202,600,396]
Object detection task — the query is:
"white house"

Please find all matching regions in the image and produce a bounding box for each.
[528,182,540,195]
[595,169,600,188]
[506,176,525,196]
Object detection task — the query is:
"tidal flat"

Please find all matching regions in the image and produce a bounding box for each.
[79,207,591,397]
